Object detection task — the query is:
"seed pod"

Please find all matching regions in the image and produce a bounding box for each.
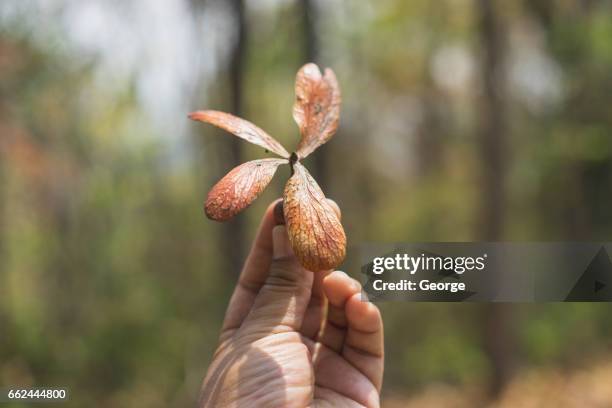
[191,63,346,271]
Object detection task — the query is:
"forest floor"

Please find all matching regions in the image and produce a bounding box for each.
[383,358,612,408]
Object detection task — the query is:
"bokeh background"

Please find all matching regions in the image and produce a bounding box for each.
[1,0,612,406]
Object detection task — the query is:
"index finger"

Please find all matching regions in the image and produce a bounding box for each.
[219,199,283,338]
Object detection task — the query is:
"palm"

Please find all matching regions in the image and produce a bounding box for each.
[205,324,380,407]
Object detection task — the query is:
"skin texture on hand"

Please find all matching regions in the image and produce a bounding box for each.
[199,200,384,408]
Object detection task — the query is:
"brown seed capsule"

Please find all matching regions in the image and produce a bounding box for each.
[191,63,345,272]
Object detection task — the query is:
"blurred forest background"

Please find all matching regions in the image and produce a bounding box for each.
[1,0,612,406]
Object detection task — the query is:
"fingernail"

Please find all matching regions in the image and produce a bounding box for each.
[273,200,285,225]
[272,225,293,259]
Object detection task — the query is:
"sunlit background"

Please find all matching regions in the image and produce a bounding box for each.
[2,0,612,406]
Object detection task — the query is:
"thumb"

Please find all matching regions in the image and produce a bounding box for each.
[241,226,314,336]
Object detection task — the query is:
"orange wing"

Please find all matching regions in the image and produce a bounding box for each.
[205,158,287,221]
[293,63,341,159]
[190,110,290,158]
[283,162,346,271]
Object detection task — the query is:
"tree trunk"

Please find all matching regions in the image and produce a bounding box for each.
[222,0,247,276]
[477,0,506,240]
[299,0,329,189]
[0,105,6,330]
[475,0,515,398]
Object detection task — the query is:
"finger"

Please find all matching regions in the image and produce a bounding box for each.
[298,199,340,339]
[241,199,284,284]
[220,199,282,337]
[343,292,384,391]
[300,337,380,407]
[311,343,380,408]
[299,269,330,339]
[318,271,361,352]
[241,226,314,337]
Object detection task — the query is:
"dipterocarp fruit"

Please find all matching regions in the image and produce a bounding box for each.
[189,63,346,271]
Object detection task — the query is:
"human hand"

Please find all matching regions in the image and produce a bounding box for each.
[199,199,384,407]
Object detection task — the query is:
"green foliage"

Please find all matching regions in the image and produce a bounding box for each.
[1,0,612,405]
